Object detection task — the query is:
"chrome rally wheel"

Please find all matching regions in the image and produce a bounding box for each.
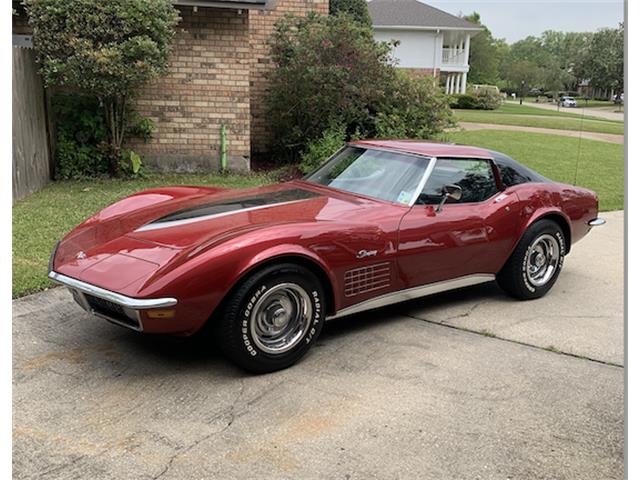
[250,283,313,354]
[215,263,325,373]
[525,234,561,287]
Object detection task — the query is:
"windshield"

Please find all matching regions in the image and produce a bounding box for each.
[305,146,431,205]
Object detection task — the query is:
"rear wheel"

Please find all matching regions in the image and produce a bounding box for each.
[497,219,566,300]
[215,263,325,373]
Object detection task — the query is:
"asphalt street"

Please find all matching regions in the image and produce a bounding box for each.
[12,211,624,480]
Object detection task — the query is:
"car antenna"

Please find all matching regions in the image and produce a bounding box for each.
[572,102,586,186]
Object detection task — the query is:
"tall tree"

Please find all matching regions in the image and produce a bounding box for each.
[540,30,592,89]
[501,36,573,92]
[584,23,624,96]
[462,12,505,85]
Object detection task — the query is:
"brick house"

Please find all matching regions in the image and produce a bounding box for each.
[12,0,328,172]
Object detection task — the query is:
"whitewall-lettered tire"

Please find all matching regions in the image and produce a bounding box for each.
[215,263,325,373]
[497,219,566,300]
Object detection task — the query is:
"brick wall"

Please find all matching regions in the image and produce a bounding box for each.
[248,0,328,157]
[130,6,252,172]
[402,67,440,78]
[14,1,330,171]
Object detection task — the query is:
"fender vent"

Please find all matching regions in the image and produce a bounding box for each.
[345,263,391,297]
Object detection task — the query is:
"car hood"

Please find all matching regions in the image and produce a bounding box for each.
[53,181,387,292]
[128,183,335,248]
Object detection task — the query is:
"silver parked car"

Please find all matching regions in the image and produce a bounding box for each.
[560,96,577,107]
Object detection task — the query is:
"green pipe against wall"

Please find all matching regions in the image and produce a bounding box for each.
[220,123,228,172]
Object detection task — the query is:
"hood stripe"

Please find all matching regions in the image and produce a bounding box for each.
[135,189,320,233]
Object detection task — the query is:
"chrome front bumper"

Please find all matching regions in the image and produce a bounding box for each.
[48,271,177,331]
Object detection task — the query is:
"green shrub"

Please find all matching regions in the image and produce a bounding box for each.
[449,93,473,109]
[376,73,455,138]
[450,90,501,110]
[474,90,502,109]
[119,149,145,177]
[300,123,347,174]
[52,95,152,179]
[267,12,396,162]
[267,13,454,164]
[127,112,156,142]
[52,96,109,179]
[56,135,109,180]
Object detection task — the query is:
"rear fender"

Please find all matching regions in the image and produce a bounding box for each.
[517,207,572,253]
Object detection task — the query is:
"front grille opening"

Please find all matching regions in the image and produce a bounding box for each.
[85,294,139,329]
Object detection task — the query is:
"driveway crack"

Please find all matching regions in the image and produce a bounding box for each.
[407,314,624,368]
[152,380,246,480]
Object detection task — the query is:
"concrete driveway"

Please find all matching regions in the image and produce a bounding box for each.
[13,211,624,480]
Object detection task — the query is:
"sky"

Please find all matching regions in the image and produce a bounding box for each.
[427,0,625,43]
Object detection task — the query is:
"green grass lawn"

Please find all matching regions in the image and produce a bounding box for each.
[12,173,271,298]
[441,129,624,212]
[454,105,624,136]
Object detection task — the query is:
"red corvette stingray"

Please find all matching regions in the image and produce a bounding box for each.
[49,140,604,372]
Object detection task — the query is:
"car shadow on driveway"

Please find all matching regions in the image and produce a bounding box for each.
[322,280,510,339]
[13,281,514,383]
[113,281,508,372]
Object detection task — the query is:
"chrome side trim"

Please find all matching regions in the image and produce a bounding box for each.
[587,218,606,227]
[327,274,495,320]
[48,271,177,309]
[135,198,311,232]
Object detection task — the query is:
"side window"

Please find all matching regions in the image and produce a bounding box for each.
[497,164,530,186]
[416,158,498,205]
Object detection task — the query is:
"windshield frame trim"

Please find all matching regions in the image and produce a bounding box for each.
[408,156,437,207]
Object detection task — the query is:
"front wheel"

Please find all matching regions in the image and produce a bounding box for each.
[215,263,325,373]
[497,219,566,300]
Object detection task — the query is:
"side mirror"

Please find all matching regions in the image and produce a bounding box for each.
[435,184,462,213]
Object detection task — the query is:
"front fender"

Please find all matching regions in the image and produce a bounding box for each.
[232,243,339,311]
[137,239,341,335]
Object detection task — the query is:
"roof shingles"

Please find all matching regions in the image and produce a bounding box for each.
[367,0,482,30]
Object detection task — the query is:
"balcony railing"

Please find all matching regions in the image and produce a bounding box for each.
[441,47,466,66]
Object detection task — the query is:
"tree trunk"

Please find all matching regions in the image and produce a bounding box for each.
[102,95,127,176]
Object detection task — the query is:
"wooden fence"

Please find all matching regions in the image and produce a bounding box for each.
[12,47,52,202]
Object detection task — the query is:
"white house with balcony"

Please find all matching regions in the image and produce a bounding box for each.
[368,0,482,94]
